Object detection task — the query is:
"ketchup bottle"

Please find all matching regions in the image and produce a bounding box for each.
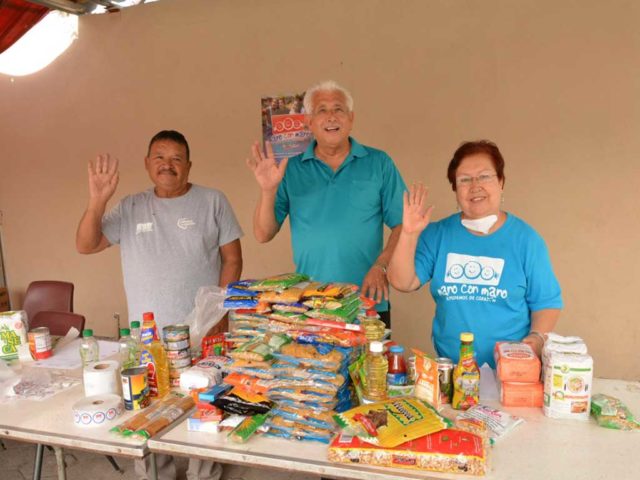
[387,345,407,386]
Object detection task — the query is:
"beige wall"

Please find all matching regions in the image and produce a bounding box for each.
[0,0,638,379]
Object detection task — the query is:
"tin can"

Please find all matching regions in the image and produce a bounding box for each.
[28,327,52,360]
[121,367,150,410]
[436,357,454,404]
[166,348,191,360]
[164,339,190,351]
[163,325,190,343]
[168,355,192,369]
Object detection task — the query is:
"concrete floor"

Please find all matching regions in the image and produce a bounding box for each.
[0,439,317,480]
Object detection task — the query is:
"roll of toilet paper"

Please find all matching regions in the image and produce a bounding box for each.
[72,394,123,427]
[83,360,120,397]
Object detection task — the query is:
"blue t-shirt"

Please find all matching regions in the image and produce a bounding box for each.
[415,213,562,367]
[275,137,406,311]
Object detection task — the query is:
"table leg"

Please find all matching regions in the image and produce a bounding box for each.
[53,446,67,480]
[149,452,158,480]
[32,444,44,480]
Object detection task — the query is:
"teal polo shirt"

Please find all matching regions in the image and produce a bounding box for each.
[275,137,406,311]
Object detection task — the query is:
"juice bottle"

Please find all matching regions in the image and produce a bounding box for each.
[452,332,480,410]
[387,345,407,386]
[364,340,388,401]
[139,312,170,397]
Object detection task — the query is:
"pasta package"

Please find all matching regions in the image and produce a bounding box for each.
[248,273,309,292]
[328,429,488,476]
[334,397,451,448]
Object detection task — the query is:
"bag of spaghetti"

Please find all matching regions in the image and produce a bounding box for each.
[334,397,451,448]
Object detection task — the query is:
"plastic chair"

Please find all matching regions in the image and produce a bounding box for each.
[22,281,74,324]
[29,311,85,337]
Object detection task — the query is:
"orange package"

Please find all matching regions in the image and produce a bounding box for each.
[499,381,543,407]
[494,341,540,383]
[328,429,488,475]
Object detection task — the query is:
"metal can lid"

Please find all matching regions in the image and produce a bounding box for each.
[435,357,454,368]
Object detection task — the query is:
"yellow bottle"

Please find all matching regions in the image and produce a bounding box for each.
[452,332,480,410]
[139,312,170,398]
[364,340,388,402]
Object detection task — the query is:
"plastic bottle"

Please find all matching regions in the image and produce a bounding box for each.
[79,329,100,366]
[364,340,388,401]
[118,327,138,370]
[387,345,407,386]
[129,320,141,343]
[452,332,481,410]
[138,312,170,397]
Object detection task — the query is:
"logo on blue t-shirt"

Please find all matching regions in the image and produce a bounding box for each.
[445,253,504,286]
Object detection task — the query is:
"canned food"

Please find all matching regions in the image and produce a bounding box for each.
[121,367,150,410]
[28,327,52,360]
[168,356,192,369]
[163,325,190,343]
[436,357,454,404]
[166,348,191,360]
[164,339,190,351]
[407,355,417,384]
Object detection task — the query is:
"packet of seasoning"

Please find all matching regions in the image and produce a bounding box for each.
[455,404,524,441]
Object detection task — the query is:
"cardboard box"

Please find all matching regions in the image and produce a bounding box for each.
[0,287,9,312]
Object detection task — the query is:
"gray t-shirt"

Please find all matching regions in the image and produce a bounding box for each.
[102,184,243,329]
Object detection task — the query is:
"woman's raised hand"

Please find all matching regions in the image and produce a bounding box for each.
[402,183,434,235]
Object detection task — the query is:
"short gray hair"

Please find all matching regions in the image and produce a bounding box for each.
[303,80,354,114]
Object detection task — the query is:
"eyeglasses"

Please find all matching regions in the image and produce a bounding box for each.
[455,173,498,187]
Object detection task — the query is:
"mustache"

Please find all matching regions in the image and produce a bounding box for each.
[158,167,177,176]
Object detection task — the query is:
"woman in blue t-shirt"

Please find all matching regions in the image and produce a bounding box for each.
[388,140,562,367]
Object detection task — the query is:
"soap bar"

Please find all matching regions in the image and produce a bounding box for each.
[494,342,541,383]
[500,381,543,407]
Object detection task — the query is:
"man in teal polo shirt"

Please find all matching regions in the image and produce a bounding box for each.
[247,80,406,326]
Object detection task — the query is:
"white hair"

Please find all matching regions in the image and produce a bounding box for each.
[303,80,354,114]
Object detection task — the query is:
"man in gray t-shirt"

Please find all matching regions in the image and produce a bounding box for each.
[76,130,242,480]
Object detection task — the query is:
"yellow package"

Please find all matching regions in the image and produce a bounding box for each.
[334,397,451,448]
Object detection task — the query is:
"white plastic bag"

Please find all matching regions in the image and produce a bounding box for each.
[183,286,228,350]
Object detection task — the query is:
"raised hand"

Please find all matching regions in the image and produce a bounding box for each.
[402,183,433,235]
[88,154,119,205]
[246,141,288,191]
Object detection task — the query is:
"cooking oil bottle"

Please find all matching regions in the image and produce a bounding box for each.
[138,312,170,397]
[364,340,388,402]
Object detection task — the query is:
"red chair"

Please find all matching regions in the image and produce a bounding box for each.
[22,281,74,324]
[29,311,85,337]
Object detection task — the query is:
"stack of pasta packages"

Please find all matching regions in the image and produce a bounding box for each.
[220,273,369,443]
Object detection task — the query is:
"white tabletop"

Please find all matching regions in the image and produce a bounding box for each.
[0,376,147,459]
[148,378,640,479]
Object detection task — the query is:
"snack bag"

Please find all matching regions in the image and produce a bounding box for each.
[591,393,640,431]
[0,311,28,361]
[334,397,451,448]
